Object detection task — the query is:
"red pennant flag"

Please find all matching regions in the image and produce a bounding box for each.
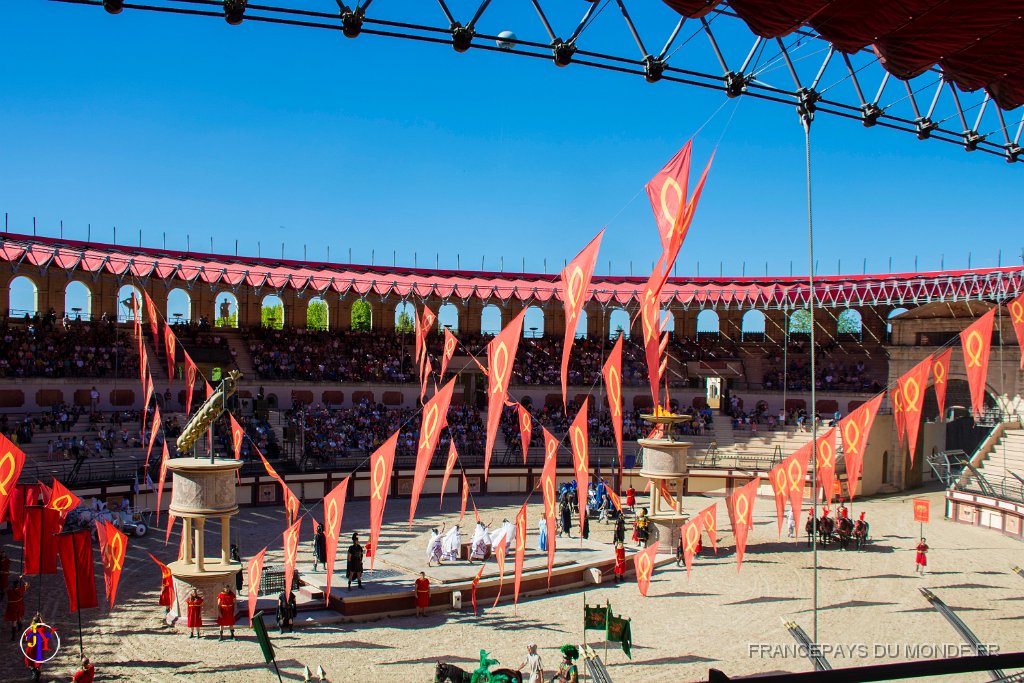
[680,516,702,578]
[639,260,669,407]
[440,442,458,509]
[726,477,759,571]
[139,344,148,386]
[57,530,98,612]
[368,430,400,570]
[146,551,175,613]
[96,519,128,610]
[931,349,953,420]
[47,479,81,524]
[166,513,176,546]
[283,488,300,525]
[440,328,457,380]
[131,293,142,338]
[229,414,245,461]
[699,503,718,553]
[36,480,52,506]
[419,355,433,404]
[11,484,41,541]
[283,515,302,597]
[491,533,509,608]
[0,434,27,526]
[659,480,678,511]
[633,541,660,597]
[606,487,622,513]
[23,506,60,574]
[516,403,532,465]
[143,290,159,340]
[839,394,883,501]
[484,309,526,479]
[961,308,996,418]
[899,355,934,465]
[142,375,155,435]
[247,547,267,625]
[541,428,559,586]
[460,473,469,523]
[147,405,161,465]
[323,478,349,604]
[814,427,838,503]
[164,323,177,380]
[513,504,527,606]
[646,140,692,253]
[470,563,485,616]
[410,378,456,526]
[602,335,625,479]
[570,400,590,536]
[156,442,170,523]
[416,305,437,371]
[892,384,906,447]
[768,458,791,537]
[1009,292,1024,369]
[184,352,198,416]
[661,149,715,266]
[558,229,604,407]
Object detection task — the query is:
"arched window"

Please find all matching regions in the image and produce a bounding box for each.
[351,299,372,331]
[789,308,812,334]
[608,309,631,340]
[167,288,192,325]
[307,297,328,330]
[64,281,91,320]
[215,292,239,329]
[837,308,863,339]
[394,301,416,334]
[887,307,908,335]
[262,295,284,329]
[741,310,766,341]
[439,303,459,333]
[9,276,38,317]
[117,284,142,323]
[574,308,587,339]
[523,306,544,338]
[696,309,720,336]
[481,304,501,335]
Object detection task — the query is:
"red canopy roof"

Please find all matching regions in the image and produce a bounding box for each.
[2,233,1020,310]
[662,0,1024,111]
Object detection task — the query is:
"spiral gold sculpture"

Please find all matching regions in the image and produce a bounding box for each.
[175,369,242,454]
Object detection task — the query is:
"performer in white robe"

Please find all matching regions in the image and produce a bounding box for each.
[501,519,516,551]
[537,518,547,551]
[469,522,491,561]
[440,525,461,562]
[426,524,445,566]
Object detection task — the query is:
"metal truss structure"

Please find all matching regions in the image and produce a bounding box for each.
[54,0,1024,164]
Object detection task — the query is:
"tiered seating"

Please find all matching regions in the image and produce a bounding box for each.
[972,429,1024,490]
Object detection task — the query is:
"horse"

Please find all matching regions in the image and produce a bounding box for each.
[836,516,854,550]
[818,514,835,547]
[805,517,816,548]
[435,662,523,683]
[853,519,870,549]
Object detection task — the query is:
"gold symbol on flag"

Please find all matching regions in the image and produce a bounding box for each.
[965,330,984,368]
[50,494,75,513]
[1011,300,1024,324]
[285,528,298,560]
[684,523,700,554]
[0,451,16,496]
[491,342,510,395]
[566,266,585,323]
[573,427,587,476]
[660,177,683,232]
[444,335,456,357]
[772,468,788,494]
[544,478,556,518]
[106,532,124,572]
[818,441,834,469]
[249,562,260,587]
[788,460,803,493]
[371,457,387,500]
[608,367,621,415]
[419,404,440,449]
[735,494,750,527]
[327,499,339,535]
[637,552,653,582]
[843,420,861,457]
[903,378,921,410]
[933,361,946,384]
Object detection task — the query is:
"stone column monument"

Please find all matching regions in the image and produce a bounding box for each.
[637,412,691,550]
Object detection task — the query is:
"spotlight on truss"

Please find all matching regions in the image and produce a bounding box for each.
[553,39,575,67]
[861,103,883,127]
[102,0,123,14]
[451,23,474,53]
[223,0,246,25]
[643,56,665,83]
[496,31,516,50]
[338,4,364,38]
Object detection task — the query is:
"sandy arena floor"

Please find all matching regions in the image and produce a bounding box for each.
[2,486,1023,683]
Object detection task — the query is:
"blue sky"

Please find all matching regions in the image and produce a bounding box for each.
[2,0,1021,284]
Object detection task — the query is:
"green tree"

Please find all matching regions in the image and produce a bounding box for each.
[351,300,372,331]
[837,309,862,335]
[395,310,415,334]
[262,303,284,329]
[789,309,812,334]
[215,312,237,328]
[307,300,329,330]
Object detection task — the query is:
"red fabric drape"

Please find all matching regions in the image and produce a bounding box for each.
[0,433,27,527]
[439,442,458,509]
[513,504,527,606]
[96,520,128,610]
[1010,293,1024,369]
[899,355,934,465]
[163,324,177,380]
[699,504,718,553]
[460,473,469,523]
[931,349,953,420]
[680,517,703,578]
[247,548,267,625]
[440,329,457,380]
[229,414,244,461]
[602,335,625,480]
[283,515,303,597]
[23,506,60,575]
[633,542,660,597]
[57,530,98,612]
[146,552,175,613]
[491,534,509,608]
[184,352,198,416]
[156,442,170,524]
[47,479,81,523]
[516,403,532,466]
[814,427,839,504]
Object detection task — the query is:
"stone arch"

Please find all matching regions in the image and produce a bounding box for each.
[167,288,192,324]
[481,304,501,335]
[64,280,92,320]
[523,306,544,338]
[307,297,329,330]
[9,275,39,317]
[696,309,720,335]
[215,292,239,328]
[741,309,766,341]
[608,308,631,339]
[261,294,284,329]
[394,301,416,334]
[117,284,142,323]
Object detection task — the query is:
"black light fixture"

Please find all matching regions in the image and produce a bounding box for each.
[963,130,985,152]
[338,3,364,38]
[860,103,882,127]
[643,56,664,83]
[552,39,575,67]
[451,22,474,53]
[915,117,937,140]
[223,0,247,25]
[1005,143,1022,164]
[724,71,745,97]
[102,0,123,14]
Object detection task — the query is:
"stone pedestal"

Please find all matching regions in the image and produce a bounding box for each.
[167,458,243,621]
[638,437,691,552]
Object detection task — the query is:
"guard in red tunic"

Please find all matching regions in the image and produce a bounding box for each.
[186,588,204,638]
[5,576,28,642]
[217,586,236,640]
[158,571,174,615]
[613,542,626,583]
[625,486,636,512]
[414,572,430,617]
[915,538,929,575]
[72,657,95,683]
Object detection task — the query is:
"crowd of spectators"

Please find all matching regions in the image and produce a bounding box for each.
[0,314,140,379]
[247,329,413,383]
[760,355,883,392]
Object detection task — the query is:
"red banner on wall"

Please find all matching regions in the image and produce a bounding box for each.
[484,309,526,480]
[57,530,98,612]
[410,378,455,526]
[541,428,560,586]
[899,355,934,465]
[931,349,953,420]
[602,335,624,479]
[961,308,996,418]
[558,229,603,407]
[570,399,590,537]
[838,393,883,501]
[726,477,760,571]
[368,431,400,570]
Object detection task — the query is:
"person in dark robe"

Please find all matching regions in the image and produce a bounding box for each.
[230,544,243,592]
[613,515,626,545]
[276,590,296,633]
[347,532,364,589]
[559,499,572,538]
[312,524,327,572]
